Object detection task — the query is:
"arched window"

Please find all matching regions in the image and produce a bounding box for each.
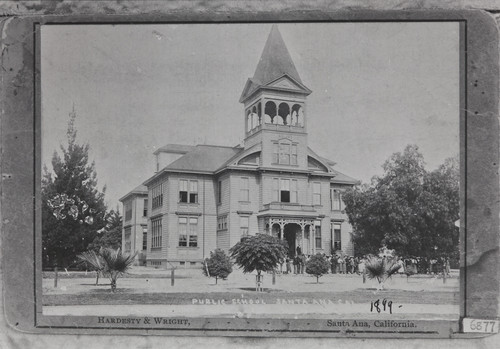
[264,101,277,124]
[291,104,303,126]
[251,106,259,129]
[297,106,305,127]
[246,110,252,132]
[257,102,262,125]
[278,102,290,125]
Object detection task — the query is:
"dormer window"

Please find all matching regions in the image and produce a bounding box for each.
[273,140,298,165]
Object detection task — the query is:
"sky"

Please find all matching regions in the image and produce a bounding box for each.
[40,22,460,209]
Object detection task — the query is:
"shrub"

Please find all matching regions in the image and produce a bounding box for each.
[305,254,330,283]
[202,249,233,284]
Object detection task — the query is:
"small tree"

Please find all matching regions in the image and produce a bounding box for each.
[202,249,233,284]
[99,248,136,292]
[229,234,287,290]
[306,254,330,283]
[364,256,401,290]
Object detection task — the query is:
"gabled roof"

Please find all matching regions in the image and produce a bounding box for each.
[119,184,148,202]
[331,170,359,185]
[240,25,311,102]
[164,145,243,173]
[216,143,262,172]
[307,147,359,185]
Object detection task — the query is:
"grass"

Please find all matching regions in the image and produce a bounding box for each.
[43,289,459,306]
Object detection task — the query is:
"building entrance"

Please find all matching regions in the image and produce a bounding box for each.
[284,224,299,257]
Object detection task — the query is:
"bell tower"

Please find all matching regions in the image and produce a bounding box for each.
[239,25,312,170]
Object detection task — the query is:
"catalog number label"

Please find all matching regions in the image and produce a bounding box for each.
[463,318,499,333]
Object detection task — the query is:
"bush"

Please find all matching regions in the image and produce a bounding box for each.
[305,254,330,283]
[202,249,233,284]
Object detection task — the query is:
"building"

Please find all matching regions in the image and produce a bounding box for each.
[119,184,148,265]
[121,25,359,268]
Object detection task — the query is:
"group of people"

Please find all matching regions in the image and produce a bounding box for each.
[278,254,366,275]
[329,255,366,274]
[277,250,452,277]
[401,256,451,275]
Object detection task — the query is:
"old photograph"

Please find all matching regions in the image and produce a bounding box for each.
[39,22,460,326]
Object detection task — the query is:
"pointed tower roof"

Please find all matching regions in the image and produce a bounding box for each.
[240,25,311,103]
[253,25,302,85]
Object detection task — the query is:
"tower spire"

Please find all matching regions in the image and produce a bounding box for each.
[240,25,310,103]
[252,25,302,85]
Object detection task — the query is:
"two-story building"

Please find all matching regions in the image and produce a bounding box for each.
[122,25,359,268]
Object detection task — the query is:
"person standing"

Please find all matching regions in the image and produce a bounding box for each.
[331,255,337,274]
[300,254,307,274]
[338,255,344,274]
[286,257,291,274]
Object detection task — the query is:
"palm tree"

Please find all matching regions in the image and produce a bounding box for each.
[76,249,106,285]
[100,248,137,292]
[364,256,401,290]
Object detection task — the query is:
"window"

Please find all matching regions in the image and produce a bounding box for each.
[179,217,198,247]
[152,183,163,209]
[124,227,131,238]
[179,179,198,203]
[333,223,341,250]
[315,220,322,249]
[331,189,343,211]
[291,144,298,165]
[142,227,147,250]
[291,179,298,203]
[272,178,279,202]
[280,179,290,202]
[125,241,131,252]
[240,216,249,236]
[124,202,132,221]
[273,178,298,203]
[143,199,148,217]
[272,140,298,165]
[279,142,291,164]
[217,216,228,230]
[217,180,222,204]
[151,217,162,249]
[313,182,321,205]
[240,177,249,201]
